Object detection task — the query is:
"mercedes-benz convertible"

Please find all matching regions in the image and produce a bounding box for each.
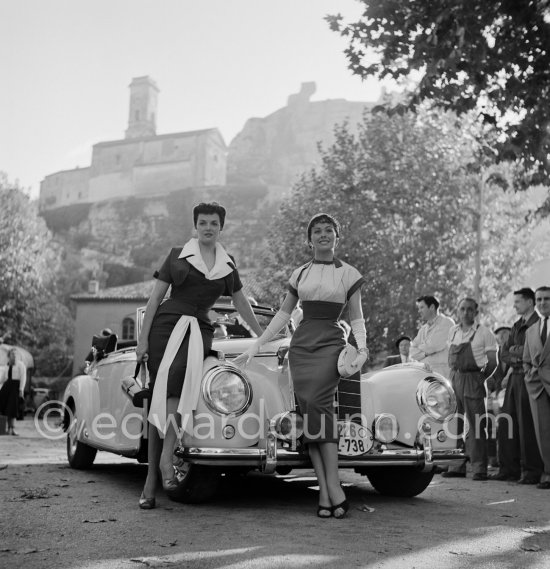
[62,301,465,503]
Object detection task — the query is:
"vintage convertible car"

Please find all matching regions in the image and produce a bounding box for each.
[63,301,465,503]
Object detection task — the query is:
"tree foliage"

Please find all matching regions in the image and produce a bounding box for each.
[255,108,541,355]
[327,0,550,191]
[0,174,73,368]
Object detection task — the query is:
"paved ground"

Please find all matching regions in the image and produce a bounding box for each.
[0,416,135,466]
[1,417,549,569]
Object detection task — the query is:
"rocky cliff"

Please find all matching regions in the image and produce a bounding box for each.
[227,82,374,186]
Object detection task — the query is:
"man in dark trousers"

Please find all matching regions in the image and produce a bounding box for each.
[384,335,411,367]
[442,298,497,481]
[486,326,511,468]
[523,286,550,489]
[490,288,542,484]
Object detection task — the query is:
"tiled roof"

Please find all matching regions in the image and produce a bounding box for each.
[71,280,156,301]
[71,274,265,302]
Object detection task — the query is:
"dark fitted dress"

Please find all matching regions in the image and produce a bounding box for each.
[287,259,364,444]
[148,243,242,398]
[0,366,20,419]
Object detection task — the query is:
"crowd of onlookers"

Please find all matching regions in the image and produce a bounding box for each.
[385,288,550,489]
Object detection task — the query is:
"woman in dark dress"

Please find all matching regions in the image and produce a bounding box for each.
[136,202,263,509]
[0,349,27,436]
[235,213,369,518]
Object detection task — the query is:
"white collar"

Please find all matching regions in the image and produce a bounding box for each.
[178,238,234,280]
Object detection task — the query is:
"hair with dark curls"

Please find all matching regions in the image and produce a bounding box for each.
[306,213,341,242]
[193,202,227,229]
[416,295,440,311]
[514,287,535,303]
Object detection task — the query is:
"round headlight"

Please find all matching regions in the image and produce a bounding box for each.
[202,365,252,416]
[416,376,457,422]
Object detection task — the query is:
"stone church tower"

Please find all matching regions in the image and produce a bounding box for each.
[125,76,159,139]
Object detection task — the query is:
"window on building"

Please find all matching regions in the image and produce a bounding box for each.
[135,110,140,121]
[122,317,135,340]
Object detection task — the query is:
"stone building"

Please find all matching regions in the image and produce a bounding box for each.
[40,77,227,211]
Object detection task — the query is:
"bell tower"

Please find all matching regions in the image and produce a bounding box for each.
[125,76,159,139]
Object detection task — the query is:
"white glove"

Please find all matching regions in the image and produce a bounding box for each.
[232,310,292,368]
[350,318,369,370]
[350,350,369,370]
[233,341,261,368]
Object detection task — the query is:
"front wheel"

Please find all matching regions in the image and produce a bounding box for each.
[66,409,97,469]
[360,466,434,497]
[164,460,221,504]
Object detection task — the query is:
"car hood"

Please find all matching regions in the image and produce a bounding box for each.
[212,337,288,357]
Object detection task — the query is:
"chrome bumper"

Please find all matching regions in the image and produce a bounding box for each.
[175,440,465,471]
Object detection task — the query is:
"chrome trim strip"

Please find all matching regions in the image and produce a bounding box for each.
[177,446,465,468]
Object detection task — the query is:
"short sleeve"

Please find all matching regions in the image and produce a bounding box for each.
[288,267,301,297]
[226,267,243,296]
[154,251,173,284]
[345,265,365,300]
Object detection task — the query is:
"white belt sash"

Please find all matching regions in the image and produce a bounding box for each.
[148,315,204,436]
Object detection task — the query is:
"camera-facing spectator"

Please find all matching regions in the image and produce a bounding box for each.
[384,335,412,367]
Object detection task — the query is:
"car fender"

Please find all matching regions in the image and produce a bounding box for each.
[63,373,101,445]
[362,364,460,448]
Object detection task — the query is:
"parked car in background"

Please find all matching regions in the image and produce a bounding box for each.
[25,387,53,417]
[62,301,465,503]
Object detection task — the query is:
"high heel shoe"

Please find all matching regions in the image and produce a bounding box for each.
[317,504,333,518]
[332,499,349,519]
[161,465,179,491]
[139,493,156,510]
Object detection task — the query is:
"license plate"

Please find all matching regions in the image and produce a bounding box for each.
[337,421,373,456]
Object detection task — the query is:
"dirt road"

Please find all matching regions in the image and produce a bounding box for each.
[1,417,549,569]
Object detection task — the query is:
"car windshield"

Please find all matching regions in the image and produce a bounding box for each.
[209,306,288,340]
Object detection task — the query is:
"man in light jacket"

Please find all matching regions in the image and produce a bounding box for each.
[409,295,455,378]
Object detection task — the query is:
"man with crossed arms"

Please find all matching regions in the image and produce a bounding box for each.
[409,295,455,378]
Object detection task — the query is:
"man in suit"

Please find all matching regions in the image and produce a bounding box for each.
[384,335,411,367]
[523,286,550,489]
[490,288,542,484]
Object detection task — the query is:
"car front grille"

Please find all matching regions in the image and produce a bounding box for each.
[336,371,362,422]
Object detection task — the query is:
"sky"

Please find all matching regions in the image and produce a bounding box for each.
[0,0,382,199]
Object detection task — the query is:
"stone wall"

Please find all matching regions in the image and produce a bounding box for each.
[40,167,90,210]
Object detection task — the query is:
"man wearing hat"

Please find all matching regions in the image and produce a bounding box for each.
[384,335,412,367]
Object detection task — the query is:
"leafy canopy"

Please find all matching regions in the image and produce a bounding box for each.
[327,0,550,188]
[0,174,73,371]
[256,107,542,356]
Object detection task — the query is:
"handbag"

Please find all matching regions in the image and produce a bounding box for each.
[121,363,151,408]
[337,344,359,378]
